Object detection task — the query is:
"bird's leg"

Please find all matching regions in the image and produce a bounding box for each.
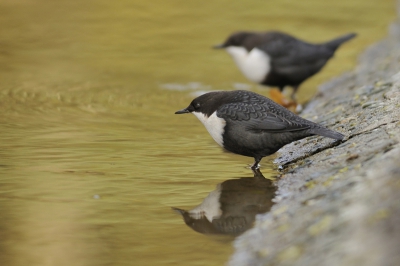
[290,85,299,101]
[290,85,303,113]
[251,167,265,179]
[250,157,262,170]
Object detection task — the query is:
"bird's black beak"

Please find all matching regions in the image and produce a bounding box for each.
[212,43,225,49]
[175,108,190,114]
[171,207,187,216]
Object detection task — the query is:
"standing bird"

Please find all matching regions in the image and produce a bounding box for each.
[175,90,344,169]
[214,31,356,100]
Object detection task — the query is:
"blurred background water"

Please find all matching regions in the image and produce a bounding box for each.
[0,0,396,265]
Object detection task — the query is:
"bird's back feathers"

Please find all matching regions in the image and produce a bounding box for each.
[216,90,343,140]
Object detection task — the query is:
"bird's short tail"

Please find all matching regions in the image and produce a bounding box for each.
[310,126,344,140]
[325,33,357,51]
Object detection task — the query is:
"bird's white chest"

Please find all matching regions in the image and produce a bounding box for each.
[225,46,271,83]
[192,111,226,147]
[188,184,222,222]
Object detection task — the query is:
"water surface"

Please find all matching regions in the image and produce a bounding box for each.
[0,0,395,265]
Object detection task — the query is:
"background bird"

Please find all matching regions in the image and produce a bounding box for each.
[175,90,344,169]
[214,31,357,102]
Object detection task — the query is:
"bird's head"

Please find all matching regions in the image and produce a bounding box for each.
[213,32,252,49]
[175,91,234,117]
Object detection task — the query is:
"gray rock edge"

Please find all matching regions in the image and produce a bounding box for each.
[229,12,400,266]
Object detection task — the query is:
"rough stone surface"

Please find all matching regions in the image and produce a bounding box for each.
[229,12,400,266]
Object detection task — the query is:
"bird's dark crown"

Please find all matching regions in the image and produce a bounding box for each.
[218,31,301,52]
[221,32,254,48]
[186,91,240,117]
[219,31,272,52]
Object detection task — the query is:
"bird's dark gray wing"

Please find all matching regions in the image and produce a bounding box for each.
[212,216,249,235]
[254,33,333,80]
[217,102,310,133]
[257,32,332,64]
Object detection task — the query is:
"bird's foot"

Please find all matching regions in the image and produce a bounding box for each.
[246,164,260,169]
[269,89,299,113]
[248,163,260,170]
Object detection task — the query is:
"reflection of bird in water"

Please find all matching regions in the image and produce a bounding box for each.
[172,169,276,236]
[214,31,356,108]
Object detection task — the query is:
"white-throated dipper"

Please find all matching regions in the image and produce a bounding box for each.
[214,31,356,100]
[175,90,344,169]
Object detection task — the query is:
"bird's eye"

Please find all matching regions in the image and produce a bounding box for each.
[194,103,201,109]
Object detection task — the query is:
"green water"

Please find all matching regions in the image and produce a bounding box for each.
[0,0,395,265]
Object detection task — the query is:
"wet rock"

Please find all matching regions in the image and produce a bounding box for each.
[229,10,400,266]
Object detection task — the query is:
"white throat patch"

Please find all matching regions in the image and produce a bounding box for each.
[188,184,222,222]
[225,46,271,83]
[192,111,225,147]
